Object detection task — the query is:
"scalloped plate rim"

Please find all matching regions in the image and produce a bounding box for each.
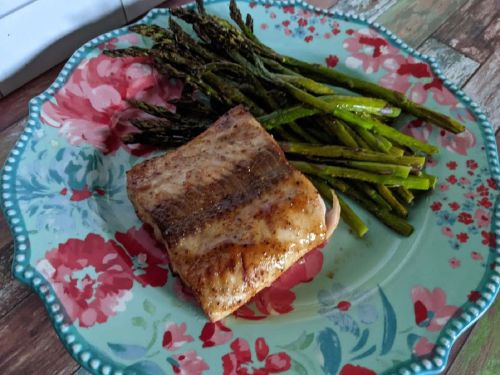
[0,0,499,374]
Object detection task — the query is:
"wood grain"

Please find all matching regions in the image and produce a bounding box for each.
[0,294,79,374]
[376,0,469,47]
[0,63,62,132]
[446,298,500,375]
[307,0,397,19]
[464,52,500,131]
[443,327,474,374]
[0,243,31,320]
[418,38,479,87]
[434,0,499,63]
[0,120,25,251]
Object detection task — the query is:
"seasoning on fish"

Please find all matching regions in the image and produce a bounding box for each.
[127,106,340,321]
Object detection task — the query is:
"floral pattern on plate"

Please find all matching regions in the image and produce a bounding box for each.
[1,1,498,374]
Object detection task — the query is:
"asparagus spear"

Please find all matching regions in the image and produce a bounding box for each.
[333,161,411,178]
[310,176,369,237]
[280,142,426,169]
[324,177,414,236]
[225,0,464,133]
[280,57,466,134]
[354,182,393,211]
[377,185,408,217]
[394,186,415,204]
[291,161,431,190]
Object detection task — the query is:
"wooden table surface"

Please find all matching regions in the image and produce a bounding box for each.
[0,0,498,374]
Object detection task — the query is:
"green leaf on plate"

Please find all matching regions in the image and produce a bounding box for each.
[143,299,156,315]
[132,316,147,330]
[280,331,315,351]
[292,359,309,375]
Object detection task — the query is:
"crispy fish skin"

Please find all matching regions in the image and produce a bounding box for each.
[127,106,336,321]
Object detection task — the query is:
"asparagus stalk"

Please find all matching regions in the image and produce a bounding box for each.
[334,161,411,178]
[377,185,408,217]
[320,118,358,148]
[310,176,369,237]
[394,186,415,204]
[355,182,393,211]
[324,177,414,236]
[334,112,439,155]
[281,56,466,134]
[291,161,431,190]
[352,126,393,153]
[280,142,426,169]
[258,96,401,129]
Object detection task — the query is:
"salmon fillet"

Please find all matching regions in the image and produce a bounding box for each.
[127,106,339,321]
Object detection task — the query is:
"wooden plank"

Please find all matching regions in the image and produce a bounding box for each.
[0,243,31,320]
[434,0,499,63]
[418,38,479,87]
[329,0,397,20]
[0,119,25,251]
[0,63,62,132]
[445,298,500,375]
[376,0,469,47]
[0,294,79,374]
[464,52,500,131]
[443,327,474,374]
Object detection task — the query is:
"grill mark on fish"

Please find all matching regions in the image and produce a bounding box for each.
[151,144,293,247]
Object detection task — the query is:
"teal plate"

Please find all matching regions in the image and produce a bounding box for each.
[1,1,499,374]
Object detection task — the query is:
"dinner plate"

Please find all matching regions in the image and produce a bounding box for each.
[1,0,499,374]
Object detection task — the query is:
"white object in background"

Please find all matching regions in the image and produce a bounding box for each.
[0,0,126,96]
[121,0,165,22]
[0,0,38,19]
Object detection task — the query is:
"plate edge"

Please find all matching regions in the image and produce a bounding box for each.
[0,1,498,374]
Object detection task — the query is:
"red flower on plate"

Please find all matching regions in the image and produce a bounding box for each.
[168,351,209,375]
[41,53,182,156]
[339,364,376,375]
[236,247,324,319]
[343,28,404,74]
[199,321,233,348]
[481,231,496,247]
[222,338,291,375]
[326,54,339,68]
[163,322,194,351]
[458,212,473,225]
[115,225,169,287]
[478,197,492,209]
[411,286,459,331]
[37,233,134,327]
[431,202,442,212]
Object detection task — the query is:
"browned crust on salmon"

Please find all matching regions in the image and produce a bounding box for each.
[127,106,332,321]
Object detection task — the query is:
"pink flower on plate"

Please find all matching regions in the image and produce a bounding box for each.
[222,337,291,375]
[401,119,433,142]
[115,225,169,287]
[474,209,491,228]
[37,233,135,327]
[441,227,453,238]
[411,287,459,331]
[41,53,182,156]
[163,322,194,351]
[343,28,405,74]
[235,246,324,319]
[199,321,233,348]
[413,337,435,356]
[98,34,140,50]
[168,351,209,375]
[470,251,484,261]
[448,257,461,269]
[437,128,477,156]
